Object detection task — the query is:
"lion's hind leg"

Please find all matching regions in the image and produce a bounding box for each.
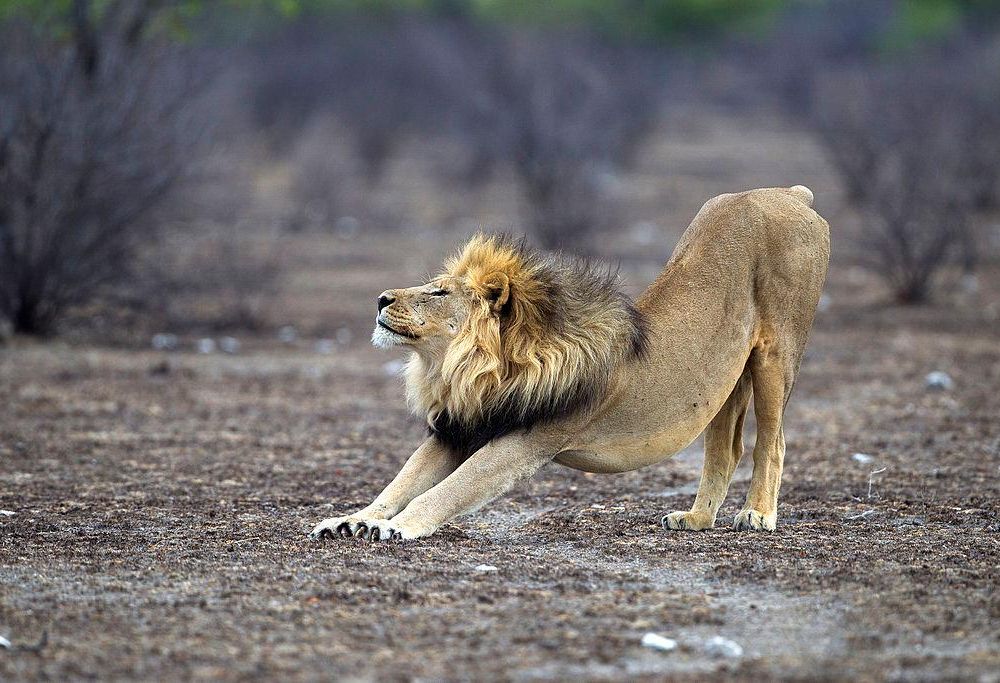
[663,365,752,532]
[733,340,798,531]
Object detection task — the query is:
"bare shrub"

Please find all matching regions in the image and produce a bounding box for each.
[813,50,999,302]
[251,18,447,184]
[283,117,358,231]
[251,19,663,246]
[136,223,282,332]
[445,28,663,248]
[0,5,203,335]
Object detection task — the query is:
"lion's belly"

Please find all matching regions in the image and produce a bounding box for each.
[553,419,704,473]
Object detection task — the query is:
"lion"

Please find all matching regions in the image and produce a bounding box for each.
[310,186,829,541]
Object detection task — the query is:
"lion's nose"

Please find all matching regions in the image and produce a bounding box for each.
[377,292,395,312]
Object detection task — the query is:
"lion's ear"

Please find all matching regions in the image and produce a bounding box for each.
[482,272,510,312]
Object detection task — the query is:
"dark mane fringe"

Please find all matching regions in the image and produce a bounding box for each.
[414,236,647,457]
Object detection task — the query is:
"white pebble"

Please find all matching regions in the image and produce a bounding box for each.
[852,453,874,464]
[196,338,216,354]
[335,216,361,238]
[151,333,178,351]
[960,273,979,293]
[630,221,659,246]
[382,359,406,376]
[474,564,498,572]
[705,636,743,658]
[924,371,954,391]
[818,293,832,312]
[219,337,241,354]
[641,633,677,652]
[0,510,14,516]
[314,339,335,355]
[0,635,10,649]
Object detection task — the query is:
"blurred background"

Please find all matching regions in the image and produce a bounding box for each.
[4,4,1000,679]
[2,0,999,346]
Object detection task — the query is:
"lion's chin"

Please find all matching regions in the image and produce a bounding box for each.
[371,324,407,349]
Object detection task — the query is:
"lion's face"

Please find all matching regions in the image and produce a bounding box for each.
[371,277,472,352]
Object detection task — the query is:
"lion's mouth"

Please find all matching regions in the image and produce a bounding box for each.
[378,319,419,339]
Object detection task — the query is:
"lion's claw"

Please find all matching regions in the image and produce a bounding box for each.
[311,515,430,542]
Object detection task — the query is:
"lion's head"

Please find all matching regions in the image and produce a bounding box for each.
[372,234,647,455]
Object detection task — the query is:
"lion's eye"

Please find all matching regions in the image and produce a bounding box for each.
[430,289,449,296]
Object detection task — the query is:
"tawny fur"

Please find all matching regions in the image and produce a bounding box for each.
[311,186,830,542]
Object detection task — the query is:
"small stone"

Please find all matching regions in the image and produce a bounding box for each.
[852,453,874,464]
[219,337,240,354]
[817,293,832,312]
[151,333,178,351]
[630,221,658,246]
[278,326,298,344]
[335,216,361,238]
[705,636,743,658]
[0,635,10,649]
[925,371,954,391]
[335,327,353,345]
[382,359,406,376]
[314,339,335,355]
[641,633,677,652]
[0,510,14,516]
[960,273,979,294]
[196,338,216,354]
[893,515,926,527]
[474,564,498,572]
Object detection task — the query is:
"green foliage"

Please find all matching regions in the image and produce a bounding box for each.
[631,0,785,40]
[2,0,998,47]
[468,0,784,40]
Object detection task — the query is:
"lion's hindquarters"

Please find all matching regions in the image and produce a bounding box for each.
[788,184,814,207]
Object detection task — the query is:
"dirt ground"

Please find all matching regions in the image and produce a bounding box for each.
[2,112,1000,681]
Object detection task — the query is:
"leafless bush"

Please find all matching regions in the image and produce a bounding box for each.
[251,19,448,183]
[0,5,203,335]
[813,50,1000,302]
[282,117,357,231]
[444,28,663,248]
[135,223,282,332]
[251,19,663,246]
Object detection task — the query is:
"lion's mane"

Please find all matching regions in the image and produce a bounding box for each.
[405,234,647,456]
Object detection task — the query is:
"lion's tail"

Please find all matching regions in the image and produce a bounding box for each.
[788,185,814,207]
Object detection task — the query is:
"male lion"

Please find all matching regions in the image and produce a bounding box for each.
[311,186,829,541]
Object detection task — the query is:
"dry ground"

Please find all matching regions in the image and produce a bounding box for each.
[2,110,1000,681]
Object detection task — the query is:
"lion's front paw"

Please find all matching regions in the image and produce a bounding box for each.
[309,515,433,542]
[309,516,376,540]
[661,510,715,531]
[733,508,776,531]
[361,518,434,542]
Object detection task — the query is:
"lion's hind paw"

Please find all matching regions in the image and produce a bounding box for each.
[661,510,715,531]
[733,508,776,531]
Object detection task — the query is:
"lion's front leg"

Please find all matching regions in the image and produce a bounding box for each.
[356,432,559,541]
[310,436,460,540]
